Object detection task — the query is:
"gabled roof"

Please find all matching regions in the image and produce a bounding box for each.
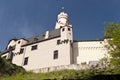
[22,29,61,46]
[1,47,15,54]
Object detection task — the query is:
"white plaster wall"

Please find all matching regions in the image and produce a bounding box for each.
[7,40,16,49]
[21,37,72,71]
[12,53,25,66]
[73,41,108,64]
[7,39,28,66]
[21,39,28,45]
[61,27,73,41]
[14,39,27,53]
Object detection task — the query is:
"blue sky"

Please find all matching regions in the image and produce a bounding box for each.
[0,0,120,51]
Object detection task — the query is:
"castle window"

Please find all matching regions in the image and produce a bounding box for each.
[24,57,29,65]
[57,40,61,45]
[31,45,37,50]
[60,26,62,28]
[34,38,38,41]
[53,50,58,59]
[19,48,24,54]
[68,28,71,31]
[18,41,21,44]
[62,28,65,32]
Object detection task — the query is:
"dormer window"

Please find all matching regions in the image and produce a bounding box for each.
[43,34,45,37]
[34,38,38,41]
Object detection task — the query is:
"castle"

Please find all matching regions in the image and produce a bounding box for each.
[1,12,108,72]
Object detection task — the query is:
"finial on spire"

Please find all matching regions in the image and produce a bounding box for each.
[61,7,64,11]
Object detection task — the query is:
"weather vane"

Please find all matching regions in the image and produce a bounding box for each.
[61,7,64,11]
[62,7,64,10]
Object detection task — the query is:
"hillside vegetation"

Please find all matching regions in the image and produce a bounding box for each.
[1,69,120,80]
[1,54,120,80]
[0,55,25,77]
[0,69,105,80]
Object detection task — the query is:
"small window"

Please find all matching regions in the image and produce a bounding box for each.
[31,45,37,50]
[34,38,38,41]
[19,48,24,54]
[57,40,61,45]
[18,41,21,44]
[68,28,71,31]
[53,50,58,59]
[62,28,65,32]
[24,57,29,65]
[60,26,62,28]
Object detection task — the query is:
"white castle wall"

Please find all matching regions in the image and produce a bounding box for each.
[29,62,105,73]
[73,40,108,64]
[18,37,72,71]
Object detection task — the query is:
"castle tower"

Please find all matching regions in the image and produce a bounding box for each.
[55,12,73,42]
[55,12,68,29]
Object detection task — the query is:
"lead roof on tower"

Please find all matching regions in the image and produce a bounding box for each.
[22,29,60,46]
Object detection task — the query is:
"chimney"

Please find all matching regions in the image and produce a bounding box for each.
[45,31,49,39]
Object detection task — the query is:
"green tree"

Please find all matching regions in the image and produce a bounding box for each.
[0,54,25,77]
[104,22,120,73]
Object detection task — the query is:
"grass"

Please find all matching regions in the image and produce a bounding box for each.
[1,68,120,80]
[0,69,95,80]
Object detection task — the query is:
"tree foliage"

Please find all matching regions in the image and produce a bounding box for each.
[0,54,25,77]
[104,22,120,70]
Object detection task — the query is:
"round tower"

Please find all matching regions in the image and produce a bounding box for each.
[55,12,69,29]
[55,11,73,42]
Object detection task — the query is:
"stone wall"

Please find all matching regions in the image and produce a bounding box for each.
[29,63,105,73]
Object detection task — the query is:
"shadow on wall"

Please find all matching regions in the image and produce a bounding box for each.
[73,42,79,64]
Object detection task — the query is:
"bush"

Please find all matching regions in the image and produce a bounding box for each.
[0,55,25,77]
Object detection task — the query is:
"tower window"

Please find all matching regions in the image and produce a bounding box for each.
[57,40,61,45]
[60,26,62,28]
[68,28,71,31]
[53,50,58,59]
[18,41,21,44]
[24,57,29,65]
[31,45,37,50]
[19,48,24,54]
[62,28,65,32]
